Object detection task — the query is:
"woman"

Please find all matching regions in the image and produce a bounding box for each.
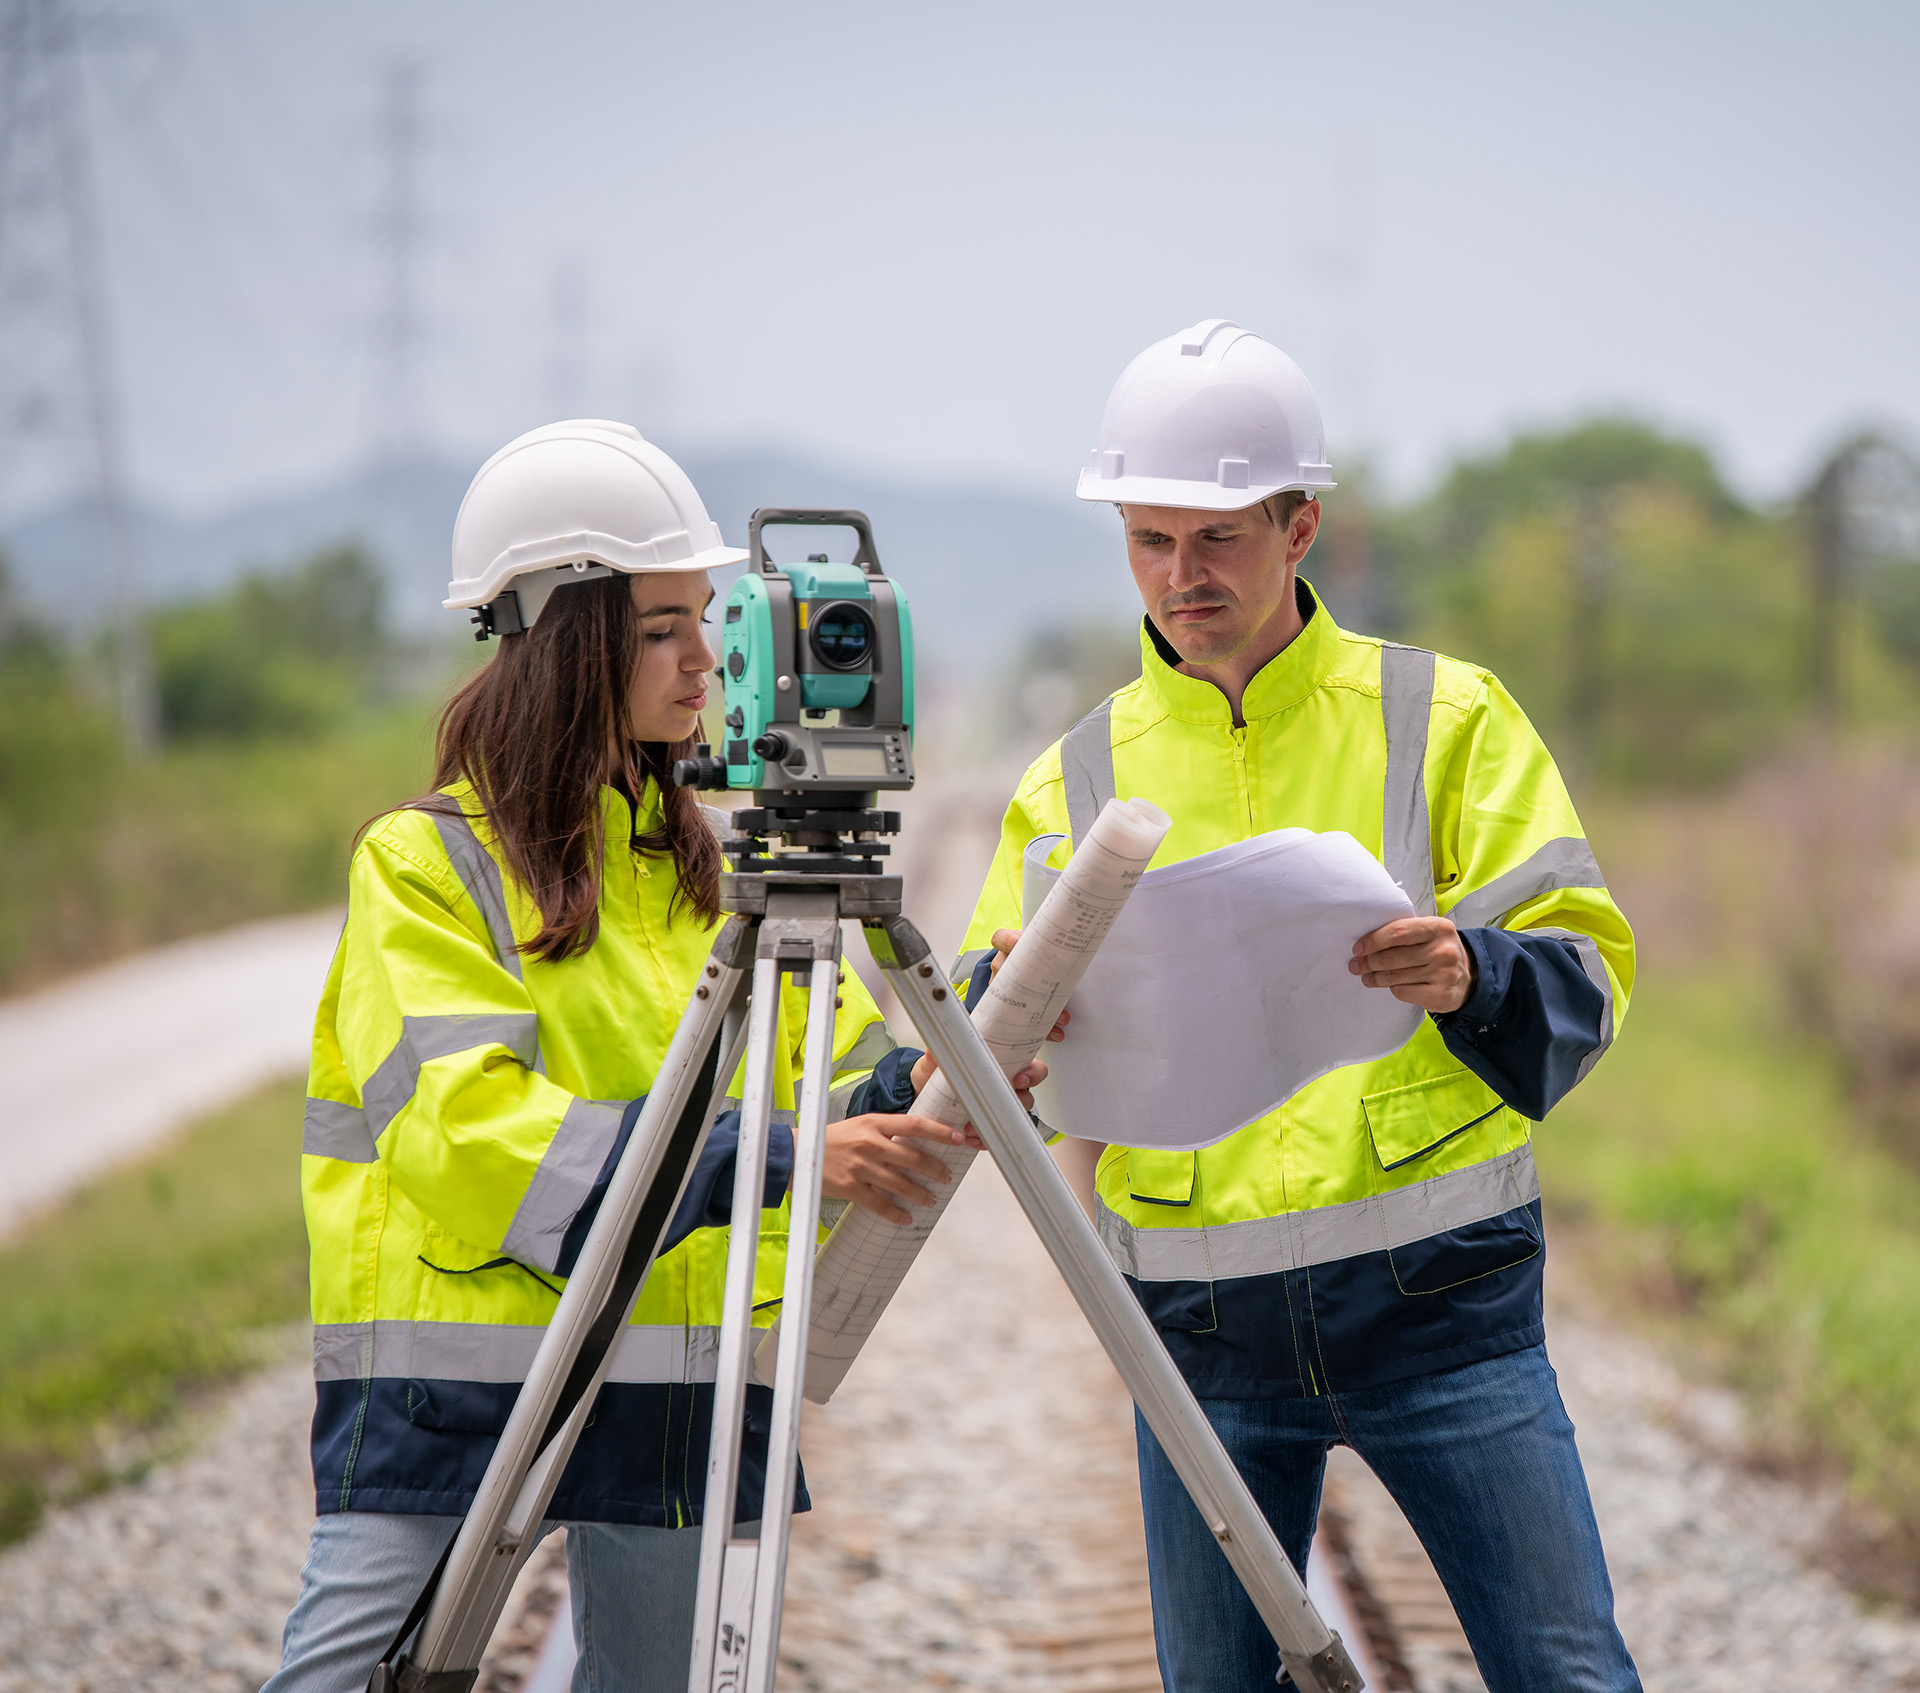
[271,421,1042,1693]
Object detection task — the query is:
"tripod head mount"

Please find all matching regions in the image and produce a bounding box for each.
[716,788,904,917]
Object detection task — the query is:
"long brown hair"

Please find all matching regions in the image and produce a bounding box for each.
[423,571,722,961]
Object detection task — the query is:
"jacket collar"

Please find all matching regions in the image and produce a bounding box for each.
[1137,577,1340,724]
[606,765,665,841]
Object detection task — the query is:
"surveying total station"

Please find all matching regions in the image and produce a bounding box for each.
[679,507,914,794]
[369,511,1363,1693]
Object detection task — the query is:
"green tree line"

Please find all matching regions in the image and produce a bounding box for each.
[0,543,440,992]
[1348,419,1920,786]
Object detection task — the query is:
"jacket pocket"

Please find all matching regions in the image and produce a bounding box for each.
[1130,1277,1217,1333]
[405,1379,513,1435]
[1362,1069,1504,1171]
[1126,1149,1196,1207]
[1387,1208,1542,1295]
[418,1223,513,1274]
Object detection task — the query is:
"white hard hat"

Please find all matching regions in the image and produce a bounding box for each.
[445,419,749,627]
[1075,319,1335,512]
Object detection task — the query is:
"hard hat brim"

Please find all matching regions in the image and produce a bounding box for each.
[1075,468,1336,512]
[443,529,751,611]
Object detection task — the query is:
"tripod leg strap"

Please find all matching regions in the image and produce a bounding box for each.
[378,1665,479,1693]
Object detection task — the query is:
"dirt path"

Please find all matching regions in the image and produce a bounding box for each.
[5,786,1920,1689]
[0,909,342,1241]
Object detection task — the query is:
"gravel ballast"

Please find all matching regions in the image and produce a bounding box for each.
[3,1190,1919,1690]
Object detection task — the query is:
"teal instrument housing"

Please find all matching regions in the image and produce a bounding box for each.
[789,561,873,711]
[709,509,914,795]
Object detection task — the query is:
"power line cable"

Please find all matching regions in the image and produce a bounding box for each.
[0,0,157,749]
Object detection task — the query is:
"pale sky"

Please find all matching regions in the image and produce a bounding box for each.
[52,0,1920,517]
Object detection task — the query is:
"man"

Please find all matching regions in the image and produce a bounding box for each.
[956,321,1640,1692]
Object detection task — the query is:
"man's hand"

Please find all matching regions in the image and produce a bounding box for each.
[1349,916,1476,1014]
[822,1114,977,1227]
[902,927,1064,1120]
[907,1050,1050,1112]
[986,928,1071,1040]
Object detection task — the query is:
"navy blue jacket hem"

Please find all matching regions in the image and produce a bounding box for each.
[1172,1322,1548,1401]
[312,1377,807,1528]
[1126,1199,1547,1400]
[311,1485,816,1526]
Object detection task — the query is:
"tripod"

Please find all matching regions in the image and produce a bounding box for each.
[371,812,1363,1693]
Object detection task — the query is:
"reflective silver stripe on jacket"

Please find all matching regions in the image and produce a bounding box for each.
[501,1095,628,1273]
[835,1018,898,1078]
[428,804,545,1072]
[1525,927,1617,1082]
[303,1097,378,1162]
[431,807,524,978]
[826,1018,901,1120]
[1446,837,1606,931]
[361,1012,542,1140]
[1060,696,1117,847]
[951,947,995,995]
[1097,1143,1539,1284]
[1379,643,1437,916]
[313,1319,725,1385]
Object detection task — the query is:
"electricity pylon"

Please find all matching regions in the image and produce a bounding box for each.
[0,0,157,750]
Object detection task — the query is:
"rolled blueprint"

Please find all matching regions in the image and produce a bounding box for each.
[753,795,1172,1402]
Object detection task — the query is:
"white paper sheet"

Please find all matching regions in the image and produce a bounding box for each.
[1021,828,1423,1151]
[754,796,1172,1402]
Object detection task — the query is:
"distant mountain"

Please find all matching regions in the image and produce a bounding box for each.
[0,448,1137,657]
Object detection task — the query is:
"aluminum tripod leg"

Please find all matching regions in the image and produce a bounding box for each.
[872,915,1364,1693]
[688,886,843,1693]
[393,917,756,1688]
[686,953,784,1690]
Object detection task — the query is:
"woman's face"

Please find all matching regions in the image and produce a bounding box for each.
[626,569,717,742]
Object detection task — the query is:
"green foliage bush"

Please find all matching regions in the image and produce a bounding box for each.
[0,543,439,993]
[151,543,391,740]
[1374,418,1920,788]
[1540,971,1920,1588]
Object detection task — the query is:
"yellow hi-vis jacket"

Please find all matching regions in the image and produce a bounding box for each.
[302,778,900,1524]
[957,582,1634,1398]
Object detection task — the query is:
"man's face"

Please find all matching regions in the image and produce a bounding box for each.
[1123,501,1320,668]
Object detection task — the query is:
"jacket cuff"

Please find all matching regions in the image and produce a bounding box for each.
[1442,927,1506,1031]
[553,1097,797,1276]
[552,1096,645,1277]
[660,1109,795,1253]
[1434,926,1609,1122]
[843,1045,922,1117]
[961,953,995,1011]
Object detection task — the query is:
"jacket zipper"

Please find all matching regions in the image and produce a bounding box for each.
[1230,722,1252,832]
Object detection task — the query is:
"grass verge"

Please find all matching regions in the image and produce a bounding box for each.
[0,1078,310,1546]
[1538,968,1920,1601]
[0,702,437,996]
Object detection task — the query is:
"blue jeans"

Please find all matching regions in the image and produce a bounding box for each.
[263,1511,757,1693]
[1136,1344,1640,1693]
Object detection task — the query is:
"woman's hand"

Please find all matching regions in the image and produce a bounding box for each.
[822,1114,976,1226]
[903,927,1071,1103]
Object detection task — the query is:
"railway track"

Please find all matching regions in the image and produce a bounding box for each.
[481,1159,1484,1693]
[483,771,1487,1692]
